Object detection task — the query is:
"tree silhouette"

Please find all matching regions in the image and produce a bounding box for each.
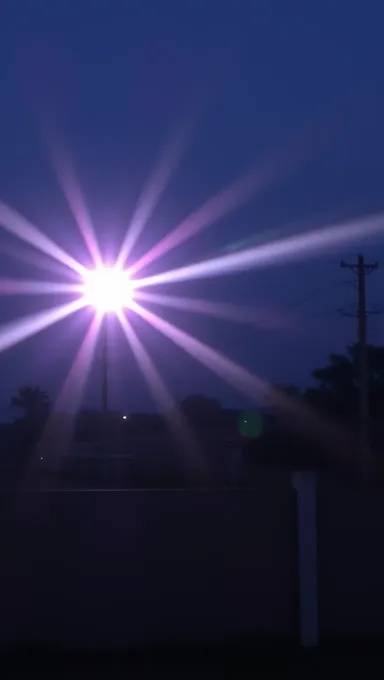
[10,386,51,423]
[180,394,222,427]
[305,343,384,423]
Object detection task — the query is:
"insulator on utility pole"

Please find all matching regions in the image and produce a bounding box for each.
[340,254,379,487]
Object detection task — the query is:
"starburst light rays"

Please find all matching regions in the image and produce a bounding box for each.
[134,212,384,289]
[129,148,297,277]
[116,119,194,268]
[134,290,294,331]
[0,202,87,276]
[131,301,353,458]
[0,297,86,355]
[0,278,83,296]
[46,138,103,268]
[117,311,205,475]
[37,313,103,468]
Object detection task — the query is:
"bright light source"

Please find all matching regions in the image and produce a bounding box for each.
[122,415,127,420]
[82,266,133,314]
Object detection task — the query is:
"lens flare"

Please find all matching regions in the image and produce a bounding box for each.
[134,289,294,331]
[131,301,353,458]
[0,202,86,276]
[129,142,304,277]
[134,212,384,289]
[116,118,193,268]
[117,311,204,473]
[38,313,102,467]
[0,298,86,355]
[0,278,83,296]
[81,266,134,314]
[47,137,103,268]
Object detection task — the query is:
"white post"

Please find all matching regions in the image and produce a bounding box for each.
[291,470,319,648]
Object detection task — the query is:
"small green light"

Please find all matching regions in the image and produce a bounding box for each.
[237,410,263,439]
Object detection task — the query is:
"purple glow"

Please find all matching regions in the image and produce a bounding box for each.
[116,120,193,268]
[0,202,87,276]
[0,297,86,355]
[47,139,103,268]
[134,212,384,288]
[52,313,102,413]
[134,290,295,331]
[129,146,297,276]
[132,301,353,456]
[37,313,102,468]
[118,311,174,412]
[131,300,268,400]
[0,278,83,296]
[118,311,203,469]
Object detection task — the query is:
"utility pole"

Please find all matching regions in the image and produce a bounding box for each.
[101,318,109,462]
[341,254,378,487]
[101,318,108,415]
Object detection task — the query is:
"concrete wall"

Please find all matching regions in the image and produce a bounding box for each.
[0,474,297,648]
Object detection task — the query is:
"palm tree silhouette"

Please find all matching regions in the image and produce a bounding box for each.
[10,386,51,423]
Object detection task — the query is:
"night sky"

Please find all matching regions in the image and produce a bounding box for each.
[0,2,384,417]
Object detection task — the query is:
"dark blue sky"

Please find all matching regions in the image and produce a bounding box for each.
[0,1,384,414]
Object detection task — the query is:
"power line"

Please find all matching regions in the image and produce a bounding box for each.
[340,254,379,488]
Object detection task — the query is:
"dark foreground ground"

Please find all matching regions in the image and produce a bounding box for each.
[2,640,384,676]
[0,485,297,648]
[1,485,384,676]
